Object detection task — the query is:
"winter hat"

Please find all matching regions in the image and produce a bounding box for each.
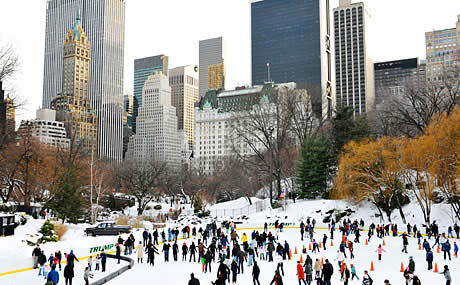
[70,250,73,254]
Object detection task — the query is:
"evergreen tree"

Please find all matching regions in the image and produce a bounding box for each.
[296,136,334,199]
[331,106,372,157]
[46,162,83,223]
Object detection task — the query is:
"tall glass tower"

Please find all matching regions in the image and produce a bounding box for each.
[42,0,125,161]
[251,0,334,118]
[132,55,169,134]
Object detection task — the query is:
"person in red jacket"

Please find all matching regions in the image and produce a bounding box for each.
[297,261,307,285]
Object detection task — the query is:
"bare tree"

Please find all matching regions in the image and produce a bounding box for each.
[115,160,165,215]
[378,65,460,137]
[0,44,19,82]
[230,86,308,204]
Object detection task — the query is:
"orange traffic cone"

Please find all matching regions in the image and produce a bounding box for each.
[295,247,298,254]
[300,254,303,263]
[330,240,333,246]
[418,243,421,250]
[289,249,292,258]
[437,246,440,253]
[309,243,312,250]
[400,262,404,272]
[340,262,344,273]
[319,242,322,248]
[321,258,324,266]
[434,263,439,273]
[365,239,368,245]
[303,245,306,252]
[383,240,386,246]
[370,261,375,271]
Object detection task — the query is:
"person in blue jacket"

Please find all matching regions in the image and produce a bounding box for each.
[454,242,458,257]
[442,240,452,261]
[423,239,431,252]
[47,265,59,285]
[426,248,434,270]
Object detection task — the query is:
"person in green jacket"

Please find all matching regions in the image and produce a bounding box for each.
[408,256,415,273]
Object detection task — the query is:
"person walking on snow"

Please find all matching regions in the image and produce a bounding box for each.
[350,264,359,280]
[440,265,452,285]
[270,270,284,285]
[425,248,433,270]
[362,270,373,285]
[252,261,261,285]
[188,273,200,285]
[63,263,74,285]
[136,241,144,263]
[296,261,307,285]
[376,245,386,261]
[32,245,41,269]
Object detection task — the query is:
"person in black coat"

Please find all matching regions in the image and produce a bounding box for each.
[116,243,121,264]
[66,250,79,267]
[321,259,334,285]
[173,241,179,261]
[32,245,41,269]
[182,243,189,261]
[252,261,261,285]
[188,273,200,285]
[100,250,107,272]
[63,263,74,285]
[269,270,283,285]
[38,251,47,276]
[55,251,62,271]
[231,259,238,283]
[189,242,197,262]
[146,242,159,266]
[217,261,229,281]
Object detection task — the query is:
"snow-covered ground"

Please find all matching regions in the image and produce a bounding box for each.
[0,199,458,284]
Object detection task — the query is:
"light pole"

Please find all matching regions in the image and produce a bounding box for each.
[268,127,274,205]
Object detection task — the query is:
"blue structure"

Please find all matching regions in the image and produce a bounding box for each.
[133,55,168,133]
[251,0,333,118]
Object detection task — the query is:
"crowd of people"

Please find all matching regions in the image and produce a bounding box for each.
[30,216,458,285]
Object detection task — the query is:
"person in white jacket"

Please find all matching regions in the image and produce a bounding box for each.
[136,241,144,263]
[336,250,345,270]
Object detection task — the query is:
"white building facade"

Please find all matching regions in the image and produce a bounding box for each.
[17,109,70,148]
[333,0,374,115]
[126,71,182,170]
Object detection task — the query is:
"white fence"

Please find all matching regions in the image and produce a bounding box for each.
[210,199,270,218]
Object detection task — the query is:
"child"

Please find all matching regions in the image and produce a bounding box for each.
[95,254,100,271]
[43,264,51,280]
[84,267,93,285]
[351,264,359,280]
[88,255,93,271]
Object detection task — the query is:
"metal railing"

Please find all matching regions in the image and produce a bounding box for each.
[90,254,134,285]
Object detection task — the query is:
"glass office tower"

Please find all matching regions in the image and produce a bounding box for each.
[251,0,333,118]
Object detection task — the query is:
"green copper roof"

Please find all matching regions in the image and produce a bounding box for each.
[73,9,81,41]
[203,100,212,109]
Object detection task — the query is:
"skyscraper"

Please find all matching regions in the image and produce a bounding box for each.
[0,81,15,137]
[425,15,460,82]
[42,0,125,160]
[169,65,199,147]
[333,0,374,115]
[133,55,169,133]
[208,63,225,90]
[127,71,182,170]
[251,0,334,118]
[199,37,225,99]
[51,11,97,153]
[374,58,426,111]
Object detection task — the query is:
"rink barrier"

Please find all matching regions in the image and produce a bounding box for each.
[89,254,134,285]
[0,225,457,278]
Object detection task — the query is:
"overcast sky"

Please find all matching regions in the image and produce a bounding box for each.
[1,0,459,123]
